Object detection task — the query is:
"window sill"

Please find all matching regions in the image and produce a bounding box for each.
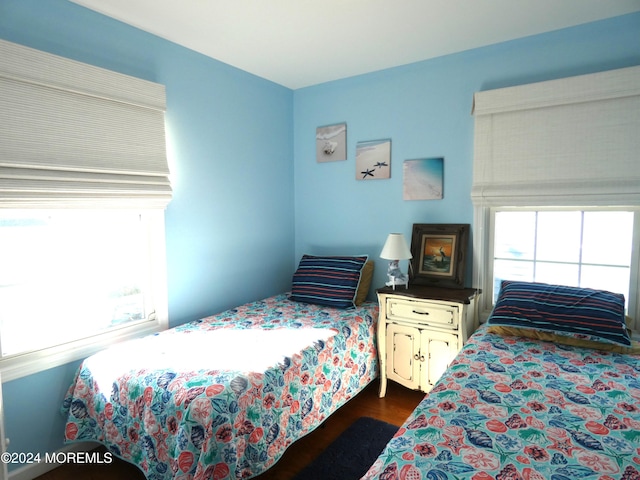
[0,317,167,383]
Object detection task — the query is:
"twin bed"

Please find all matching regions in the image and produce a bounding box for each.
[63,293,378,479]
[63,255,378,479]
[63,264,640,480]
[362,281,640,480]
[363,323,640,479]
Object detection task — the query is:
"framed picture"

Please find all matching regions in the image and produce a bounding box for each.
[316,123,347,162]
[403,157,443,200]
[356,139,391,180]
[409,223,469,288]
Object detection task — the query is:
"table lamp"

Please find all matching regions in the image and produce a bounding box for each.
[380,233,412,289]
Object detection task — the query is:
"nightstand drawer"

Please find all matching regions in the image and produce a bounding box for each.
[386,298,457,329]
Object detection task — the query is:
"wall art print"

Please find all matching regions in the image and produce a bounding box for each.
[403,157,443,200]
[316,123,347,162]
[356,139,391,180]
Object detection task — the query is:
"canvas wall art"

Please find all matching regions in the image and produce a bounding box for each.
[316,123,347,162]
[356,139,391,180]
[403,157,443,200]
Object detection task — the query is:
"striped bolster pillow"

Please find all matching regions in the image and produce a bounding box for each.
[290,255,368,309]
[487,280,631,346]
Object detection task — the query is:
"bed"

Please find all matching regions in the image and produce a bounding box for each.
[62,293,377,479]
[363,281,640,480]
[63,255,378,480]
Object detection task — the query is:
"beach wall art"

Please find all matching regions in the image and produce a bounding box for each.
[356,139,391,180]
[316,123,347,162]
[403,157,443,200]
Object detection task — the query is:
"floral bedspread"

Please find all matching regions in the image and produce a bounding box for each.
[63,294,378,480]
[363,324,640,480]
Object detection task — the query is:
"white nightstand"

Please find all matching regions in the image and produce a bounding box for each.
[377,285,479,397]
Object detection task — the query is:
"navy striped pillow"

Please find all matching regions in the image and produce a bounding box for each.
[290,255,368,309]
[488,281,630,346]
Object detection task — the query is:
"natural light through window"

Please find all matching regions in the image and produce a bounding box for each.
[0,210,154,358]
[492,210,634,304]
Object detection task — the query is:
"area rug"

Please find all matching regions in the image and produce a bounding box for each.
[292,417,399,480]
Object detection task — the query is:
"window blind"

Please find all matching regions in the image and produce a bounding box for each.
[0,39,171,208]
[471,66,640,207]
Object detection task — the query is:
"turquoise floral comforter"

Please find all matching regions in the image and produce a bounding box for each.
[362,324,640,480]
[63,294,378,479]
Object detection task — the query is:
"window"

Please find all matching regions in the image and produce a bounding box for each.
[0,210,168,381]
[0,40,171,381]
[488,208,638,316]
[471,67,640,327]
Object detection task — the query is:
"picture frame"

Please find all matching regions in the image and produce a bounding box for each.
[409,223,469,289]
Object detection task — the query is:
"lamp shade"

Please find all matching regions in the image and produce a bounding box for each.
[380,233,412,260]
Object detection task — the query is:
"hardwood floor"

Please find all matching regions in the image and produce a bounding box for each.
[35,379,424,480]
[255,379,424,480]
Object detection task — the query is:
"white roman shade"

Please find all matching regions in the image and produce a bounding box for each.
[0,39,171,208]
[471,65,640,207]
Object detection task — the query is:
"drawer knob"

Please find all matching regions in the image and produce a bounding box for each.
[412,310,429,315]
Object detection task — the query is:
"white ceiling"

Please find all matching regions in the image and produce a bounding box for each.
[70,0,640,89]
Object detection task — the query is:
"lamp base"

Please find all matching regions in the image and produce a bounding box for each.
[385,278,409,290]
[386,259,409,290]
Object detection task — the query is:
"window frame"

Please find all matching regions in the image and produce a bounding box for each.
[474,206,640,329]
[0,209,169,382]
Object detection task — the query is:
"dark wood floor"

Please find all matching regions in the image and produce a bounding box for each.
[36,379,425,480]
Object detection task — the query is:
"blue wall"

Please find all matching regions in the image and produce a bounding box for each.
[293,13,640,291]
[0,0,639,472]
